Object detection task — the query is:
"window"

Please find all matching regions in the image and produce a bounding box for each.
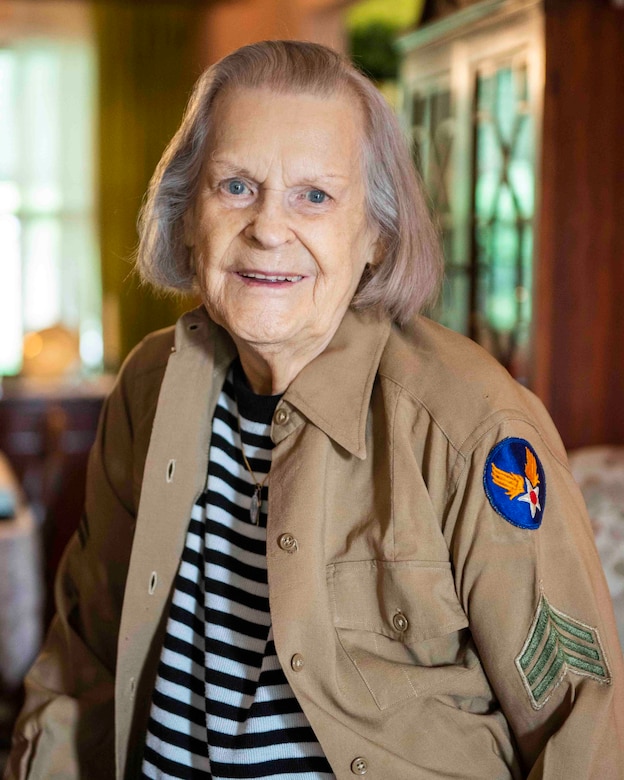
[0,40,101,376]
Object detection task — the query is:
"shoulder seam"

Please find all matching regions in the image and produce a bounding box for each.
[380,376,467,511]
[378,372,462,454]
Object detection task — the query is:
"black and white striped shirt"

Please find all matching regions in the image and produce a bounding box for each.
[142,361,335,779]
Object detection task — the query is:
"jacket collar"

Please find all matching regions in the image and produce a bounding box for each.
[284,309,391,460]
[178,306,392,461]
[175,305,237,370]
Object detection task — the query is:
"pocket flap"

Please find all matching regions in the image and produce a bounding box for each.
[328,559,468,643]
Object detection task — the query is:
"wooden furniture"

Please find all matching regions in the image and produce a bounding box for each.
[0,452,41,693]
[398,0,624,449]
[533,0,624,448]
[398,0,544,384]
[0,378,111,624]
[0,452,42,760]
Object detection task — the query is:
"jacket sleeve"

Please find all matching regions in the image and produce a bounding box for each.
[5,343,162,780]
[445,408,624,778]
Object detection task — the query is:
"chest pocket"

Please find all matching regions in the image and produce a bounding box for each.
[328,559,486,711]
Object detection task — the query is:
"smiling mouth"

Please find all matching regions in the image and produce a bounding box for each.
[237,272,304,283]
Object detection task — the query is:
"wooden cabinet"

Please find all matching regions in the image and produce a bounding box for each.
[398,0,624,448]
[398,0,544,383]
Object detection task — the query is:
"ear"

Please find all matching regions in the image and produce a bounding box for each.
[367,232,385,268]
[183,207,196,248]
[370,244,383,268]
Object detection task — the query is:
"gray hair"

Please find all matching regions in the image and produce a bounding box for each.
[137,40,442,324]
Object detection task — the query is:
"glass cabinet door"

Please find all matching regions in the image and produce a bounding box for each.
[472,55,536,379]
[399,2,543,382]
[410,83,472,337]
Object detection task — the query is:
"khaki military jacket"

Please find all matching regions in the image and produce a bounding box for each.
[6,307,624,779]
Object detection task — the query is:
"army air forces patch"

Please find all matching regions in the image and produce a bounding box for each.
[484,437,546,530]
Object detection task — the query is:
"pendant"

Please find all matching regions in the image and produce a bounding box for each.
[250,485,261,525]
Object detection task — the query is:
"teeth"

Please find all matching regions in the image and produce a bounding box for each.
[240,272,303,282]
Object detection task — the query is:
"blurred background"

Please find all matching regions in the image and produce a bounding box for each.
[0,0,623,767]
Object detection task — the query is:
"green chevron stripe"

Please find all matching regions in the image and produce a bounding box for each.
[525,625,557,686]
[519,606,549,670]
[550,609,594,642]
[566,653,607,677]
[557,632,601,661]
[533,647,565,702]
[516,596,611,709]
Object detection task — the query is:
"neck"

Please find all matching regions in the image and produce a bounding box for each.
[233,337,332,395]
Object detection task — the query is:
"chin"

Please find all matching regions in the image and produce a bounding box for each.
[235,326,298,349]
[227,308,305,343]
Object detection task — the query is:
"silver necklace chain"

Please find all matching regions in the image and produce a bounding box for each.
[235,410,269,526]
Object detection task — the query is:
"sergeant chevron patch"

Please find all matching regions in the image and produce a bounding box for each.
[516,595,611,709]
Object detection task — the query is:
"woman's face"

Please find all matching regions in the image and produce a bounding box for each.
[187,87,378,364]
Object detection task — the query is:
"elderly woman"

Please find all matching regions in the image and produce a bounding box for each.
[7,41,623,780]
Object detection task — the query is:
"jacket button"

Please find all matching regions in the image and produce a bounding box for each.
[278,533,298,553]
[350,756,368,775]
[274,407,289,425]
[392,611,409,632]
[291,653,305,672]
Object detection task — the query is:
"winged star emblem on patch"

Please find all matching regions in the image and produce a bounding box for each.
[484,437,546,530]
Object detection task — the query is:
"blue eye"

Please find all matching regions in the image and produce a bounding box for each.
[227,179,248,195]
[306,189,327,204]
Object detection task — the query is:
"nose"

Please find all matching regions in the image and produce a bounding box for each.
[244,190,294,249]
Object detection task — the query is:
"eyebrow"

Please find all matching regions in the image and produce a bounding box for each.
[207,159,254,179]
[207,157,349,184]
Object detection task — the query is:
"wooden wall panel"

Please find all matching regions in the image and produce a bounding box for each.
[534,0,624,448]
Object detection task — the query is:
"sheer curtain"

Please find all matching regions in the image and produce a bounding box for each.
[0,40,100,375]
[0,2,205,377]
